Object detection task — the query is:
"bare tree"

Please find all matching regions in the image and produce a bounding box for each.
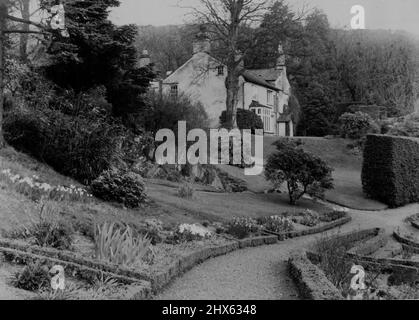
[190,0,269,129]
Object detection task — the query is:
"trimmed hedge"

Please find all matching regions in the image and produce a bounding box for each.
[362,134,419,208]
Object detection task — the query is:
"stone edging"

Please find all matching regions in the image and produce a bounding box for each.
[0,235,278,297]
[288,251,344,300]
[264,216,352,241]
[393,229,419,250]
[292,229,419,300]
[0,246,152,300]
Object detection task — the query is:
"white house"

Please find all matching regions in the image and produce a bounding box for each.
[152,31,294,136]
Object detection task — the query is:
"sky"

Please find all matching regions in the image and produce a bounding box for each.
[109,0,419,35]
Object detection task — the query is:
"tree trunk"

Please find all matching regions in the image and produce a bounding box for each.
[225,69,240,129]
[0,1,7,149]
[19,0,30,62]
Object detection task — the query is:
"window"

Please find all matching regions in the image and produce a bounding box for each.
[170,84,178,99]
[267,90,273,106]
[217,65,224,76]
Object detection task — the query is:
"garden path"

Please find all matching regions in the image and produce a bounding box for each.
[155,203,419,300]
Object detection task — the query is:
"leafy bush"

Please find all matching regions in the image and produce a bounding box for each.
[298,210,320,227]
[388,113,419,138]
[265,139,334,205]
[4,106,123,184]
[339,112,379,139]
[319,210,347,223]
[144,92,209,133]
[91,169,147,208]
[12,262,50,292]
[362,134,419,208]
[166,224,212,244]
[259,216,294,233]
[177,183,195,199]
[220,109,264,133]
[226,217,260,239]
[94,222,152,266]
[28,202,73,250]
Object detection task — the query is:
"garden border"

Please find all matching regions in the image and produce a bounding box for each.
[291,228,419,300]
[264,215,352,241]
[0,235,278,297]
[0,246,152,300]
[288,251,344,300]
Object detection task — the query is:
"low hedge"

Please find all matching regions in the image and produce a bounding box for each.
[362,134,419,208]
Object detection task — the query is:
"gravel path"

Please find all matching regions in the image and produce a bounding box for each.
[155,204,419,300]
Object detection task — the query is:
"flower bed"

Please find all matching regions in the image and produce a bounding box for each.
[0,169,92,202]
[295,229,419,300]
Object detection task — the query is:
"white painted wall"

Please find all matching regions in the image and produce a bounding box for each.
[163,52,227,127]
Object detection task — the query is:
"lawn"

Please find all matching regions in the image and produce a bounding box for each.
[219,136,387,211]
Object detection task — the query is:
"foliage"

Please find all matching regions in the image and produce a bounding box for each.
[94,222,152,267]
[0,169,92,202]
[144,92,209,134]
[339,112,379,139]
[265,139,334,205]
[388,113,419,138]
[220,109,263,134]
[91,169,147,208]
[362,134,419,208]
[296,210,320,227]
[167,223,212,244]
[319,210,347,223]
[29,202,74,250]
[42,0,155,121]
[177,183,195,199]
[258,216,294,233]
[12,262,50,292]
[314,233,354,290]
[226,217,260,239]
[4,105,123,184]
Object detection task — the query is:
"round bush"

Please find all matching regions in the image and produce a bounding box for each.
[91,169,147,208]
[339,112,379,139]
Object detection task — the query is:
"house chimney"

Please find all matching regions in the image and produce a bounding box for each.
[193,25,211,54]
[276,44,286,70]
[139,49,151,68]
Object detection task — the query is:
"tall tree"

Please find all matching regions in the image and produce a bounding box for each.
[42,0,155,122]
[191,0,268,129]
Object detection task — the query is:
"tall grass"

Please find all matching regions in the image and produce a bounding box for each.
[94,222,152,267]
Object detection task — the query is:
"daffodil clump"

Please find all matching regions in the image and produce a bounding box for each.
[0,169,92,202]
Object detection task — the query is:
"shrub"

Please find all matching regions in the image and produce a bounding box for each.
[145,92,209,134]
[220,109,263,133]
[226,217,259,239]
[91,169,147,208]
[259,216,294,233]
[339,112,379,139]
[298,210,320,227]
[265,139,334,205]
[362,134,419,208]
[388,113,419,138]
[177,183,195,199]
[94,222,152,267]
[4,107,123,184]
[12,262,50,292]
[166,224,212,244]
[320,210,347,223]
[314,234,354,291]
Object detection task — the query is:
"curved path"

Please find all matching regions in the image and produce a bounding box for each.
[155,204,419,300]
